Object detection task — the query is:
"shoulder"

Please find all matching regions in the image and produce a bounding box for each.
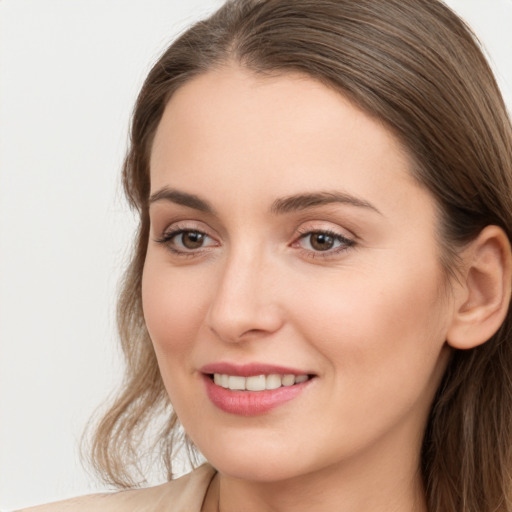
[16,464,216,512]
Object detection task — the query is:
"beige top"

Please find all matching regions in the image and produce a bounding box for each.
[16,464,217,512]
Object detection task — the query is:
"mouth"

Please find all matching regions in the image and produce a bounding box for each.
[208,373,312,391]
[200,363,316,416]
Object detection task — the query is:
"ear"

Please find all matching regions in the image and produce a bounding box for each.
[446,225,512,350]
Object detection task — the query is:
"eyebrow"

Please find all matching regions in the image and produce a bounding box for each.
[149,187,215,214]
[271,191,382,215]
[148,187,381,216]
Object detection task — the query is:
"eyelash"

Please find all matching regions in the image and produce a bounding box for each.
[155,226,218,257]
[155,226,355,259]
[293,228,355,259]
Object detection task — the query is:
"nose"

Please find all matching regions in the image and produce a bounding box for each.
[206,248,285,343]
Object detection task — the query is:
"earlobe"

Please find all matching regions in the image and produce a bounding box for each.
[446,225,512,350]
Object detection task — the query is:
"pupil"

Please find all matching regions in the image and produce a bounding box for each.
[311,233,334,251]
[183,231,204,249]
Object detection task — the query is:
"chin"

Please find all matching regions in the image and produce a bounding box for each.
[208,453,304,482]
[194,434,322,483]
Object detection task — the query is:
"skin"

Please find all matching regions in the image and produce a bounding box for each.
[142,65,458,512]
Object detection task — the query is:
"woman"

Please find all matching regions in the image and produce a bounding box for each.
[20,0,512,511]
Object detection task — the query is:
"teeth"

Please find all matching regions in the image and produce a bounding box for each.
[228,375,246,390]
[246,375,266,391]
[266,374,282,390]
[213,373,310,391]
[282,374,295,386]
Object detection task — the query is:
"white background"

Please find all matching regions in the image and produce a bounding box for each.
[0,0,511,509]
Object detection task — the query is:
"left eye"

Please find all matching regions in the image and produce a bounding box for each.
[297,231,353,252]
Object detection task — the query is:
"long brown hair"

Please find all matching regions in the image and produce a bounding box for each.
[87,1,512,510]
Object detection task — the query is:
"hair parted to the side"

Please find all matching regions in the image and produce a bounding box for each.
[86,1,512,510]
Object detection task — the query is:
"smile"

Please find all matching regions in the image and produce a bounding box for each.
[212,373,309,391]
[202,366,315,415]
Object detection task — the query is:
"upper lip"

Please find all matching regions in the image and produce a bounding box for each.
[200,362,313,377]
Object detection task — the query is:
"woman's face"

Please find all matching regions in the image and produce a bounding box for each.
[143,66,454,482]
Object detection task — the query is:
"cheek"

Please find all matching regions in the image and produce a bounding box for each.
[284,262,450,454]
[289,257,449,397]
[141,259,209,359]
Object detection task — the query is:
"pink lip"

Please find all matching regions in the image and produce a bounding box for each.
[200,362,314,416]
[200,362,309,377]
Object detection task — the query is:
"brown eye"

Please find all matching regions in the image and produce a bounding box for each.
[179,231,207,249]
[296,230,354,255]
[309,233,335,251]
[156,228,217,254]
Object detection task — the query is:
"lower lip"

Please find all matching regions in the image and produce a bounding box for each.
[203,375,312,416]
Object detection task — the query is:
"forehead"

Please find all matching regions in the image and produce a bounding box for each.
[149,65,422,214]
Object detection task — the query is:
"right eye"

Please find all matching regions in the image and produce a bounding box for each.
[156,229,218,254]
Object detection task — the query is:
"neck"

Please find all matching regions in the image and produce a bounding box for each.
[217,466,426,512]
[203,425,428,512]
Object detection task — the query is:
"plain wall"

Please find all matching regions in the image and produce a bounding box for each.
[0,0,511,509]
